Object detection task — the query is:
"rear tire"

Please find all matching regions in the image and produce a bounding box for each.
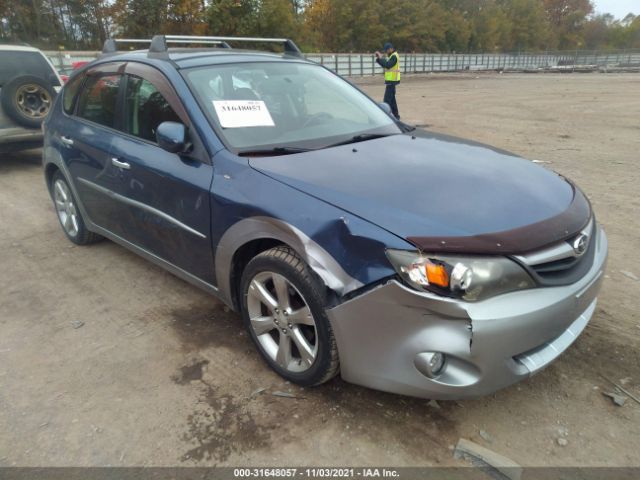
[51,171,102,245]
[1,75,56,129]
[240,246,339,386]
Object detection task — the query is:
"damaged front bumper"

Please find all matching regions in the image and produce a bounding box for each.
[327,225,608,400]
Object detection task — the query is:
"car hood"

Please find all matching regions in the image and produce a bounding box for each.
[249,131,591,254]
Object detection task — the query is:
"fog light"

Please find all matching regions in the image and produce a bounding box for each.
[414,352,446,378]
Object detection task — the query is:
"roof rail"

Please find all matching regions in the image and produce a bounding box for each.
[101,35,303,58]
[102,37,231,56]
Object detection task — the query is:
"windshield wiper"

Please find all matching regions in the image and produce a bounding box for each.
[238,146,315,156]
[239,133,396,156]
[322,133,395,149]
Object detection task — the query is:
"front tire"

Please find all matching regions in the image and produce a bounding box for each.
[240,246,339,386]
[51,171,102,245]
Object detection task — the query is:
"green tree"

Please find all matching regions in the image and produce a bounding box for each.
[205,0,259,36]
[442,8,472,52]
[582,13,615,49]
[113,0,169,39]
[167,0,208,35]
[255,0,299,38]
[542,0,593,49]
[304,0,364,51]
[1,0,637,53]
[387,0,448,52]
[459,0,511,52]
[500,0,550,51]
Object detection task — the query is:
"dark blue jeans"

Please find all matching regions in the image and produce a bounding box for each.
[383,83,400,119]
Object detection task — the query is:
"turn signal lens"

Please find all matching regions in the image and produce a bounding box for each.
[425,262,449,287]
[386,249,537,302]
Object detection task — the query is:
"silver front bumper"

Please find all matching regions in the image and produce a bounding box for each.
[327,225,608,399]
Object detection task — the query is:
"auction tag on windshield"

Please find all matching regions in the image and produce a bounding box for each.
[213,100,275,128]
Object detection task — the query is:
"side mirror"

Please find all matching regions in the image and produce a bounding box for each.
[378,102,392,116]
[156,121,188,154]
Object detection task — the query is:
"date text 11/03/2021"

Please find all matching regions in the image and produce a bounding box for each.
[233,468,400,478]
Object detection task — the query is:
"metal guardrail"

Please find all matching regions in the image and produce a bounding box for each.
[45,49,640,75]
[45,50,99,72]
[307,50,640,75]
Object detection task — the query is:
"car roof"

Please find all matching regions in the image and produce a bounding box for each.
[97,48,314,70]
[0,44,41,53]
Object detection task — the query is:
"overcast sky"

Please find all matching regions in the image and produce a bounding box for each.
[592,0,637,19]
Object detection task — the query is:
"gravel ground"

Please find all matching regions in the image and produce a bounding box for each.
[0,72,638,467]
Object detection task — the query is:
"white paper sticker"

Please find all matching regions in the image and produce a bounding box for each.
[213,100,275,128]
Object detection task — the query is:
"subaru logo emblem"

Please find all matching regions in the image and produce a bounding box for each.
[572,233,589,256]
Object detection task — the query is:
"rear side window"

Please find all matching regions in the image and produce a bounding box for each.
[63,74,84,114]
[123,75,180,143]
[76,75,121,128]
[0,51,59,87]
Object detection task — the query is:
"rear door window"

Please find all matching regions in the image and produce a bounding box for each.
[123,75,180,143]
[76,75,121,129]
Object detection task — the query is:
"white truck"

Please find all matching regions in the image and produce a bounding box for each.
[0,44,63,153]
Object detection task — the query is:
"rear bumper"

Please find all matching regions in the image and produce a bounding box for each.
[327,225,608,399]
[1,99,43,148]
[0,128,42,150]
[0,138,42,153]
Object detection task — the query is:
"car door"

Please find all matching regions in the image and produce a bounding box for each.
[55,62,129,237]
[108,62,215,284]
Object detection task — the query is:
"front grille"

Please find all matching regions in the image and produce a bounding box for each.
[532,255,581,276]
[513,218,596,287]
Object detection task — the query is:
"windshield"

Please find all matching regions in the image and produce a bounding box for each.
[183,61,400,152]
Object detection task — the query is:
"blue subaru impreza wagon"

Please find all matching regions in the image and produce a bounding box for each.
[43,35,607,399]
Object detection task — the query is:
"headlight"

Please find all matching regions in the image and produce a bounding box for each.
[385,249,535,301]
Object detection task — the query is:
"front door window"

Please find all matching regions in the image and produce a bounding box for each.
[124,76,180,143]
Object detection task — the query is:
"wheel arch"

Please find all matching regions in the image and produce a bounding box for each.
[44,161,60,194]
[215,216,364,311]
[42,148,96,233]
[229,238,286,311]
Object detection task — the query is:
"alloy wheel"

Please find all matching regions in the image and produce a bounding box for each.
[246,271,318,373]
[53,179,79,237]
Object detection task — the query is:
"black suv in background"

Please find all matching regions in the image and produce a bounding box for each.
[0,44,62,153]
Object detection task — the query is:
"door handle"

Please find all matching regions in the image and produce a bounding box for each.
[60,136,74,146]
[111,158,131,170]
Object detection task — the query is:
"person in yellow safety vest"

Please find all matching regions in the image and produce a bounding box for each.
[375,42,401,119]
